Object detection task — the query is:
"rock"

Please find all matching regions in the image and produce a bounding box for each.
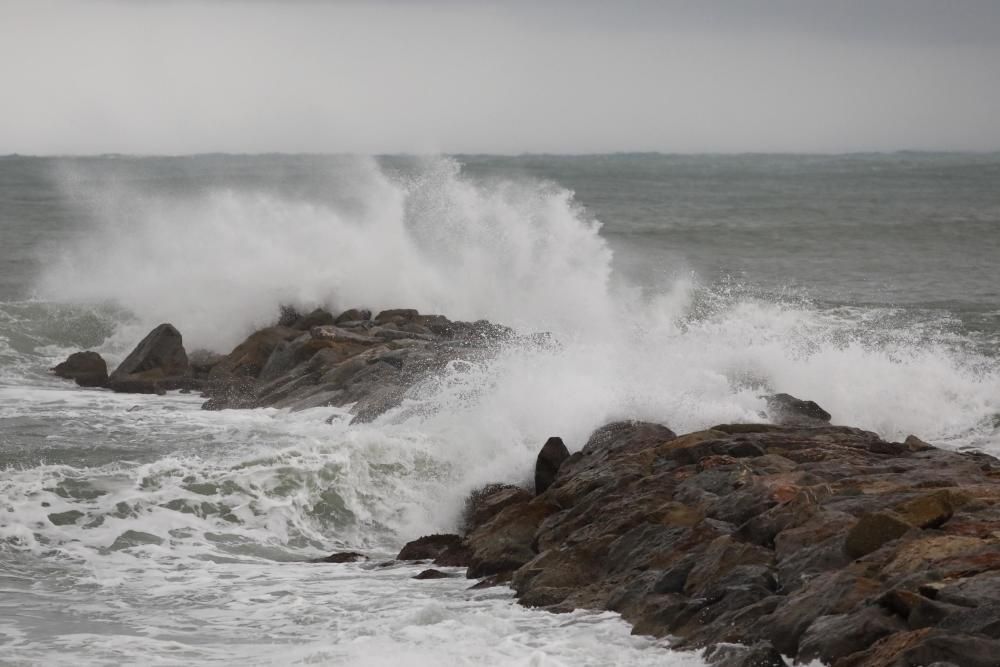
[373,308,419,325]
[52,351,108,387]
[704,641,788,667]
[764,393,831,425]
[844,511,913,559]
[292,308,336,330]
[309,325,378,345]
[535,436,570,495]
[894,489,958,529]
[463,484,533,534]
[335,308,371,324]
[834,629,1000,667]
[797,607,905,664]
[208,326,300,381]
[110,323,189,382]
[466,499,558,578]
[413,569,451,580]
[309,551,366,563]
[397,534,464,561]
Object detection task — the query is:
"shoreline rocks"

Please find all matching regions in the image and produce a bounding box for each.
[398,421,1000,667]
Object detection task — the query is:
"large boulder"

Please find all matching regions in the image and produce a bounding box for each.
[108,323,190,393]
[52,351,108,387]
[111,323,189,380]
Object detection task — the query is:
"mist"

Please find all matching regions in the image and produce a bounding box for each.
[2,0,999,155]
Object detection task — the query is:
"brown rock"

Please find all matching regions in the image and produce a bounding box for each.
[466,499,558,578]
[462,484,532,534]
[844,511,913,559]
[110,323,189,381]
[894,490,958,529]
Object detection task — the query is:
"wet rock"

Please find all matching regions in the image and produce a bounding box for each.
[535,436,570,495]
[397,534,464,561]
[111,323,189,381]
[463,484,533,534]
[335,308,372,324]
[894,489,960,529]
[310,551,367,563]
[797,606,906,664]
[764,393,831,425]
[844,511,913,559]
[466,499,558,578]
[208,326,301,381]
[413,569,451,580]
[108,377,166,395]
[292,308,336,330]
[52,350,108,387]
[834,628,1000,667]
[704,641,788,667]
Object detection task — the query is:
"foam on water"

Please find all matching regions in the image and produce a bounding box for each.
[2,155,999,663]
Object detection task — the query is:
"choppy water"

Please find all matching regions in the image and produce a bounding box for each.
[1,153,999,665]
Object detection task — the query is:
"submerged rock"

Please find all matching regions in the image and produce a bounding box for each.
[309,551,367,563]
[52,350,108,387]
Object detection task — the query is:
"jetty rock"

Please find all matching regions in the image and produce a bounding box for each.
[52,350,108,387]
[199,307,516,421]
[405,420,1000,666]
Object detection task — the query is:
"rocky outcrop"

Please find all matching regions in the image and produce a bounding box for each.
[199,307,515,421]
[52,351,108,387]
[453,421,1000,667]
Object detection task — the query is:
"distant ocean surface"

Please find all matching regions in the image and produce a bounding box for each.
[1,153,998,665]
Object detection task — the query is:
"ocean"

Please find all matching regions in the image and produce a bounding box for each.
[1,153,998,665]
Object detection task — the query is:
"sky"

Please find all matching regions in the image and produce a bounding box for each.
[1,0,999,155]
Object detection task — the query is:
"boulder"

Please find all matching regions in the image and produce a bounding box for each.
[413,569,452,580]
[309,551,366,563]
[397,534,464,561]
[52,350,108,387]
[208,326,300,381]
[462,484,533,534]
[466,499,558,578]
[535,436,570,495]
[844,511,913,559]
[764,393,831,425]
[110,323,189,386]
[292,308,336,330]
[335,308,372,324]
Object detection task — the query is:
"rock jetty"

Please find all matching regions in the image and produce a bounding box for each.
[52,306,515,422]
[396,421,1000,667]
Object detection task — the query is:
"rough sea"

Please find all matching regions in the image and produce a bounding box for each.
[1,153,998,665]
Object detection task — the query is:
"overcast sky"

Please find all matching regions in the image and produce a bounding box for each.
[2,0,999,154]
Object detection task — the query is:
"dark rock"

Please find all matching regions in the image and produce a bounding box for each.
[535,436,570,495]
[110,323,189,382]
[52,350,108,387]
[844,511,913,558]
[463,484,533,534]
[413,568,451,580]
[277,305,302,327]
[208,326,301,381]
[397,534,464,561]
[292,308,336,330]
[309,551,366,563]
[373,308,419,325]
[335,308,372,324]
[705,642,788,667]
[764,393,831,425]
[466,499,558,578]
[797,607,905,664]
